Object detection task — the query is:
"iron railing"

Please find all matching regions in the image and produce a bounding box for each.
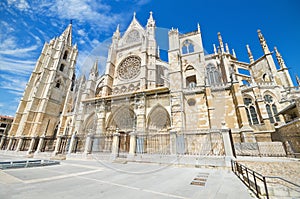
[231,160,300,199]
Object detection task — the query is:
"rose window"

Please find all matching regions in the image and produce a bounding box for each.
[117,56,141,80]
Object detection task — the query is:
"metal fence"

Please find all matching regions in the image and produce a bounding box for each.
[91,135,113,153]
[177,132,225,156]
[136,133,170,154]
[231,160,300,198]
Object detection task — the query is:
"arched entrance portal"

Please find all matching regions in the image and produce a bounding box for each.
[107,106,136,157]
[136,105,171,154]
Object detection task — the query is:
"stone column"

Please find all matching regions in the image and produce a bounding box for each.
[128,132,136,159]
[16,136,24,152]
[27,136,36,155]
[67,133,76,154]
[111,131,120,159]
[170,130,177,155]
[0,136,6,150]
[221,128,234,166]
[53,135,62,155]
[6,137,13,151]
[84,133,93,154]
[35,136,45,153]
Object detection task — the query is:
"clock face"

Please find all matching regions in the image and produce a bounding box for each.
[117,56,141,80]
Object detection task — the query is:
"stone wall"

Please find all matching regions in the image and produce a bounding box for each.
[234,142,286,156]
[273,119,300,153]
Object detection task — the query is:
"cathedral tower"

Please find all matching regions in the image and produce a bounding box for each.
[8,24,78,152]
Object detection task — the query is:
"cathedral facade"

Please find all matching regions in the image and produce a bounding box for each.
[1,12,299,162]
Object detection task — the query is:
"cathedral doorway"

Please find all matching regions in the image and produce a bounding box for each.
[118,131,130,158]
[106,106,136,157]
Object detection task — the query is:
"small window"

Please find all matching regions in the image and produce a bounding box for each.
[59,64,65,72]
[182,40,194,54]
[262,73,270,82]
[206,64,222,86]
[187,98,196,106]
[55,79,61,88]
[185,65,194,71]
[186,75,197,88]
[264,94,280,123]
[63,51,68,60]
[242,80,250,86]
[244,97,259,125]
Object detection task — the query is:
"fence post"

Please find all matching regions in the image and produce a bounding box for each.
[263,176,269,199]
[253,171,259,197]
[246,167,250,186]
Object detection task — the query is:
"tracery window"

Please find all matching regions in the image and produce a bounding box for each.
[126,30,140,44]
[244,97,259,125]
[206,64,222,86]
[264,94,280,123]
[182,40,194,54]
[117,56,141,80]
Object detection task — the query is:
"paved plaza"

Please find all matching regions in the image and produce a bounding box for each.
[0,154,254,199]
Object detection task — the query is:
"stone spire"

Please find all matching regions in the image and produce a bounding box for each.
[147,11,155,27]
[225,43,230,54]
[274,47,287,70]
[197,23,201,33]
[257,29,270,54]
[89,59,99,80]
[213,44,217,55]
[217,32,224,53]
[60,23,72,46]
[113,24,120,39]
[296,75,300,86]
[232,49,236,58]
[246,44,254,63]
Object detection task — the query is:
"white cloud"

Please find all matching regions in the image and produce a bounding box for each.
[0,56,35,75]
[7,0,30,11]
[49,0,119,29]
[0,44,39,56]
[0,73,27,94]
[77,29,87,37]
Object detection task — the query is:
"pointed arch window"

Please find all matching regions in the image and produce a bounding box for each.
[244,97,259,125]
[63,51,68,60]
[206,64,222,86]
[264,94,280,123]
[59,64,65,72]
[182,40,194,54]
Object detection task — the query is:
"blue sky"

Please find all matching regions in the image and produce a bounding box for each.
[0,0,299,116]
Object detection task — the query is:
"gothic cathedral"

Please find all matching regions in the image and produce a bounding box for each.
[1,12,299,163]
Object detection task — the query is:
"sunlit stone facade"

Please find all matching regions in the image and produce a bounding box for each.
[2,13,300,161]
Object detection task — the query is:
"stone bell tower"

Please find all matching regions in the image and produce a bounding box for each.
[8,23,78,151]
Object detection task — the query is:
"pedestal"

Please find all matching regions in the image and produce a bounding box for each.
[16,137,24,152]
[111,133,120,159]
[68,134,76,154]
[170,130,177,155]
[6,137,13,151]
[0,136,6,149]
[53,136,62,155]
[84,134,93,154]
[221,129,234,166]
[128,132,136,159]
[35,136,45,154]
[27,137,36,155]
